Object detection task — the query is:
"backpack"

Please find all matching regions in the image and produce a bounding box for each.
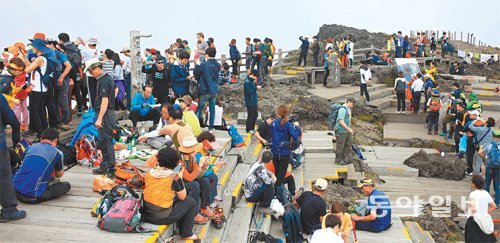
[0,75,14,95]
[57,142,77,167]
[275,185,293,205]
[114,162,146,189]
[487,142,500,168]
[98,188,143,233]
[423,36,430,45]
[428,97,440,112]
[343,43,350,54]
[291,144,304,169]
[228,125,245,147]
[75,135,102,167]
[280,203,303,243]
[189,80,199,100]
[91,185,136,218]
[62,42,82,69]
[352,144,366,160]
[9,148,21,175]
[327,103,347,129]
[37,53,62,89]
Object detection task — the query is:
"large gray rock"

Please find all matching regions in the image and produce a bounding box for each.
[403,150,467,181]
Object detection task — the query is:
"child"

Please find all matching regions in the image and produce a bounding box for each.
[218,62,232,85]
[426,89,442,135]
[244,69,260,133]
[4,58,30,131]
[206,98,227,130]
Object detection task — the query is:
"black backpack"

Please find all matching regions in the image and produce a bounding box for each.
[0,75,14,95]
[280,203,303,243]
[62,42,82,74]
[57,142,77,167]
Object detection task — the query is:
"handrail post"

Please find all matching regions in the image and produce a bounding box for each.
[370,44,374,56]
[221,54,226,65]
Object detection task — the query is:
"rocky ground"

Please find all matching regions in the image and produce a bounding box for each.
[323,182,363,211]
[437,58,500,81]
[401,202,465,243]
[318,24,389,50]
[403,150,468,181]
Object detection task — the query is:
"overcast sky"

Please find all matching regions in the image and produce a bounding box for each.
[2,0,499,56]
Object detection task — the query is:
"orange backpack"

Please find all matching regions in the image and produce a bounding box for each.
[115,161,146,189]
[75,135,102,167]
[428,98,440,112]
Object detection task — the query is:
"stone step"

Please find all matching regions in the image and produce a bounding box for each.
[331,85,391,103]
[383,122,454,147]
[383,108,500,124]
[355,87,395,103]
[438,74,487,82]
[371,96,500,112]
[355,217,412,243]
[404,221,436,243]
[280,70,306,75]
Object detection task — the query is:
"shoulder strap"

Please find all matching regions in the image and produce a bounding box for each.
[476,127,491,144]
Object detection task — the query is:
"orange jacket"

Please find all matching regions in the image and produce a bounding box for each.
[264,162,292,178]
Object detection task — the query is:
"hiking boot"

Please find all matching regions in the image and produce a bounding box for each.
[92,167,106,175]
[259,207,276,215]
[200,207,216,219]
[434,131,439,135]
[439,132,447,137]
[0,210,26,223]
[427,131,432,135]
[194,214,208,224]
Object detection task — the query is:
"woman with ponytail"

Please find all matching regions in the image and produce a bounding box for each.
[270,105,300,187]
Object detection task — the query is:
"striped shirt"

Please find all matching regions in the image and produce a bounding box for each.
[102,60,115,79]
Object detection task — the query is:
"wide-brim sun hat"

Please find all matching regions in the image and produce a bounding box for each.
[179,136,203,154]
[84,58,102,73]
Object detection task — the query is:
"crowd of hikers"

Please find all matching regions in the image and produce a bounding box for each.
[0,30,499,243]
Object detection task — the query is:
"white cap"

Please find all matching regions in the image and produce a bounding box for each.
[87,37,99,45]
[84,58,102,73]
[120,46,131,53]
[314,178,328,191]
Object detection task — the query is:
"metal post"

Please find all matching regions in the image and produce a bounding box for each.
[130,30,152,97]
[221,54,226,64]
[473,37,476,46]
[370,44,374,56]
[277,48,283,73]
[467,33,470,44]
[453,32,456,41]
[461,32,463,41]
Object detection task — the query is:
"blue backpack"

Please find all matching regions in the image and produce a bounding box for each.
[327,103,346,129]
[281,203,303,243]
[487,142,500,168]
[228,125,245,147]
[275,185,293,205]
[37,53,62,89]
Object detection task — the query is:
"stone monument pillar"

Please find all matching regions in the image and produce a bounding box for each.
[326,53,341,88]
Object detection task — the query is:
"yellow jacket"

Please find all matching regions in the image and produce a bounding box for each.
[425,67,437,81]
[2,83,20,108]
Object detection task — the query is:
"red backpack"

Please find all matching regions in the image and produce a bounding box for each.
[75,135,102,167]
[98,186,143,233]
[428,98,440,112]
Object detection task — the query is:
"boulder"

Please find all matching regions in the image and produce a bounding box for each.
[323,183,363,210]
[403,150,467,181]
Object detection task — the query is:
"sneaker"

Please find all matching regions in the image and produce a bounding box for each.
[402,111,406,114]
[194,213,208,224]
[0,210,26,223]
[200,207,216,219]
[259,207,276,215]
[439,132,447,137]
[92,167,106,175]
[249,130,256,135]
[465,171,473,176]
[181,234,201,241]
[208,129,214,134]
[214,195,223,202]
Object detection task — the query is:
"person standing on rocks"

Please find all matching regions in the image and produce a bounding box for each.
[244,38,253,75]
[359,61,372,102]
[323,48,333,87]
[311,36,320,67]
[229,39,241,76]
[426,89,442,135]
[334,97,355,165]
[298,36,309,67]
[395,31,403,58]
[410,73,424,113]
[194,47,220,132]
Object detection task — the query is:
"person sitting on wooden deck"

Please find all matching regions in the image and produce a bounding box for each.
[351,178,392,233]
[294,178,328,235]
[143,147,200,241]
[12,128,71,204]
[244,151,276,215]
[262,151,296,196]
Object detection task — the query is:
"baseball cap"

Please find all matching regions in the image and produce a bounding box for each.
[120,46,130,53]
[314,178,328,191]
[179,95,193,105]
[346,97,357,104]
[432,89,440,96]
[29,32,46,41]
[358,178,374,188]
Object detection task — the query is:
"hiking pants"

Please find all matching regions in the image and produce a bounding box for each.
[246,183,274,208]
[146,197,196,238]
[412,91,422,113]
[355,220,388,233]
[0,147,18,214]
[28,91,48,134]
[184,180,201,212]
[197,94,217,130]
[129,109,161,128]
[313,51,320,67]
[485,167,500,205]
[125,73,132,110]
[273,154,291,187]
[335,132,353,163]
[260,58,268,77]
[441,113,455,135]
[323,67,330,86]
[56,77,70,124]
[466,137,474,173]
[298,51,307,66]
[16,181,71,204]
[205,173,218,204]
[87,76,98,108]
[283,175,296,196]
[246,106,258,133]
[427,111,439,133]
[396,91,406,112]
[395,46,402,58]
[45,87,60,128]
[360,83,370,102]
[72,79,83,113]
[98,110,116,172]
[251,58,260,73]
[194,177,210,209]
[423,92,429,111]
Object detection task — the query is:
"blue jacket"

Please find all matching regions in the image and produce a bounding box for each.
[194,59,220,95]
[244,76,258,107]
[270,118,300,156]
[299,37,310,53]
[170,62,190,96]
[229,45,241,60]
[131,93,155,117]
